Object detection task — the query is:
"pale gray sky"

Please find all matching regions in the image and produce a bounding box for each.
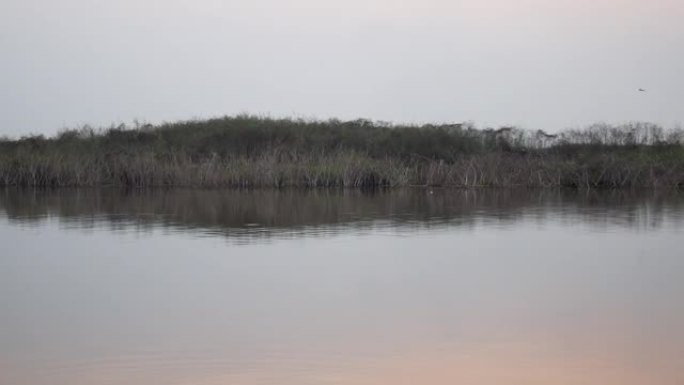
[1,0,682,137]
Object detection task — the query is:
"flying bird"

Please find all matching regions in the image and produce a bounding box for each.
[638,88,646,92]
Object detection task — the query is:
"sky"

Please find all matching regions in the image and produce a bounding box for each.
[1,0,683,137]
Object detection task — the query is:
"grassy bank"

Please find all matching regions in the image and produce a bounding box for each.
[1,116,683,188]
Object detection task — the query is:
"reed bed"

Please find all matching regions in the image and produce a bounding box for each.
[1,116,683,188]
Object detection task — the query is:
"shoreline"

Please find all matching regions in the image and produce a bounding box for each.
[2,116,683,189]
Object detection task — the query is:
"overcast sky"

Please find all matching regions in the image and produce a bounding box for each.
[1,0,682,137]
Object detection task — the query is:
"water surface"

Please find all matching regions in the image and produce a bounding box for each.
[1,188,683,385]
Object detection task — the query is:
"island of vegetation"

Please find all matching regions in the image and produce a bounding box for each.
[1,115,683,188]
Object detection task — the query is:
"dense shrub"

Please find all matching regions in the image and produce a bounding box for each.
[1,116,682,188]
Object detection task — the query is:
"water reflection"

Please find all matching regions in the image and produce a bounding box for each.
[1,188,683,239]
[1,188,684,385]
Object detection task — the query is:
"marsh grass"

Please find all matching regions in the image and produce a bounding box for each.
[1,116,683,188]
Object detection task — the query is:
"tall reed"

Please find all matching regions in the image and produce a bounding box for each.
[1,116,683,188]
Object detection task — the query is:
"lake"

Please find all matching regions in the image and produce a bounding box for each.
[1,188,683,385]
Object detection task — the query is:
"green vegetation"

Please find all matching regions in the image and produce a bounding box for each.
[1,116,683,188]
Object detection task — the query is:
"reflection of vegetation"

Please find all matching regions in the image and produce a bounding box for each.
[1,116,683,188]
[1,188,682,240]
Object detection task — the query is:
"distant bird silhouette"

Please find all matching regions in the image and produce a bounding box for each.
[638,88,646,92]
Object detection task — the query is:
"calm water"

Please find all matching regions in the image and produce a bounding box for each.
[1,188,684,385]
